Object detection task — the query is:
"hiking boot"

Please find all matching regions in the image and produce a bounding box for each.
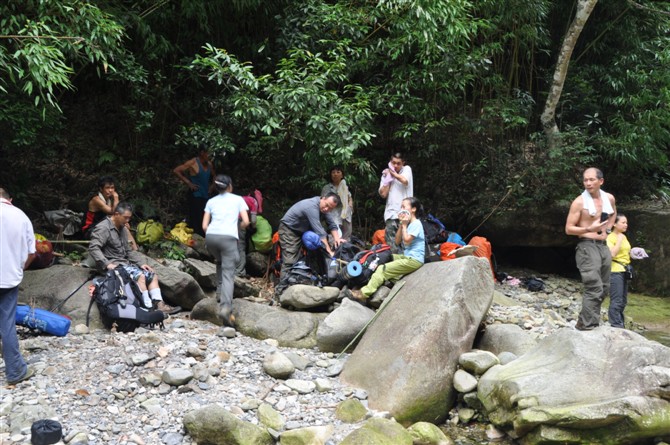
[347,289,368,305]
[218,307,236,328]
[156,301,181,315]
[575,321,596,331]
[8,366,35,385]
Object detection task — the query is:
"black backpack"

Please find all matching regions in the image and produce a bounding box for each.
[348,244,393,287]
[421,214,448,244]
[86,266,165,333]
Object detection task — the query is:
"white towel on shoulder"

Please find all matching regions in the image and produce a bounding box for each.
[581,189,614,216]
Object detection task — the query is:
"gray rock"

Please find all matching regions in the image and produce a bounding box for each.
[233,276,261,299]
[278,425,334,445]
[285,379,315,394]
[339,417,413,444]
[476,323,538,356]
[245,251,269,278]
[20,265,98,328]
[316,298,375,353]
[183,258,217,290]
[479,327,670,444]
[232,299,326,349]
[280,285,340,310]
[258,403,285,431]
[498,351,518,365]
[458,350,500,375]
[283,352,311,371]
[162,369,194,386]
[341,257,494,425]
[141,253,206,310]
[183,404,273,445]
[263,352,295,379]
[452,369,478,393]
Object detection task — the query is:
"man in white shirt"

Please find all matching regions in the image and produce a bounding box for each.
[379,152,413,253]
[0,188,36,385]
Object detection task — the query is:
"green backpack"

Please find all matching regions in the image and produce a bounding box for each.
[136,220,164,245]
[251,216,273,253]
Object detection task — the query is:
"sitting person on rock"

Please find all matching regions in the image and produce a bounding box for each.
[352,197,425,301]
[89,202,180,315]
[82,175,137,249]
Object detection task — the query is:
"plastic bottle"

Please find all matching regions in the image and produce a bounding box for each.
[368,257,380,271]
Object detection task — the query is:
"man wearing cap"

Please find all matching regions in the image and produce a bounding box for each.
[0,187,36,385]
[565,167,616,330]
[277,193,342,285]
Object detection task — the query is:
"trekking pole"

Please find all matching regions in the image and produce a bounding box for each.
[336,280,405,360]
[49,273,93,313]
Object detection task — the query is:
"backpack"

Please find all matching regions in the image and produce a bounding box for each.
[274,261,322,297]
[251,215,273,253]
[348,244,393,287]
[421,214,448,244]
[523,276,545,292]
[86,266,165,333]
[136,220,164,245]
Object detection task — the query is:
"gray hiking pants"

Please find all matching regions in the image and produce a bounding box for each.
[576,239,611,329]
[205,234,239,311]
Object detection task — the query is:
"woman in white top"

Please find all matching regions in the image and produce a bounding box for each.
[203,174,249,326]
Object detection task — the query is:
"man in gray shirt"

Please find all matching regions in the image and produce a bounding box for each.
[278,193,342,284]
[89,202,180,315]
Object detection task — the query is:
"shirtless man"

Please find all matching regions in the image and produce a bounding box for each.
[173,146,215,237]
[565,167,616,330]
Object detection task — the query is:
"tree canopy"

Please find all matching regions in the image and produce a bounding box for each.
[1,0,669,234]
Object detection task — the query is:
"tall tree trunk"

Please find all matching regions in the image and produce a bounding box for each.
[541,0,598,149]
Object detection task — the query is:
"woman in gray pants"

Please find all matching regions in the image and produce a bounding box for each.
[202,174,249,326]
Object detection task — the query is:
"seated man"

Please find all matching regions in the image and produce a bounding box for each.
[89,202,180,315]
[278,193,343,285]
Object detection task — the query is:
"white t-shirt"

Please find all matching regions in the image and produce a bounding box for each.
[204,193,248,238]
[0,198,36,288]
[380,165,413,221]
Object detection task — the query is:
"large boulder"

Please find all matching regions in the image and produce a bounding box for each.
[317,298,375,353]
[231,299,326,348]
[140,253,206,309]
[20,265,102,328]
[340,257,494,425]
[478,327,670,445]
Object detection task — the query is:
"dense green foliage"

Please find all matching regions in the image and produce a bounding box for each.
[1,0,669,236]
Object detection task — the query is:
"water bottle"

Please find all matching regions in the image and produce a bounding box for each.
[368,257,380,271]
[327,257,338,281]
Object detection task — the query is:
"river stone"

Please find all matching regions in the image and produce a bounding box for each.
[335,399,368,423]
[278,425,334,445]
[162,368,194,386]
[316,298,375,353]
[407,421,453,445]
[285,379,315,394]
[452,369,478,393]
[478,327,670,444]
[476,323,538,356]
[140,252,206,309]
[263,352,295,379]
[339,417,413,445]
[280,285,340,309]
[258,403,285,431]
[458,350,500,375]
[183,404,273,445]
[341,257,494,425]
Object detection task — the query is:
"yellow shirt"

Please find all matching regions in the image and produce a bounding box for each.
[607,232,631,273]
